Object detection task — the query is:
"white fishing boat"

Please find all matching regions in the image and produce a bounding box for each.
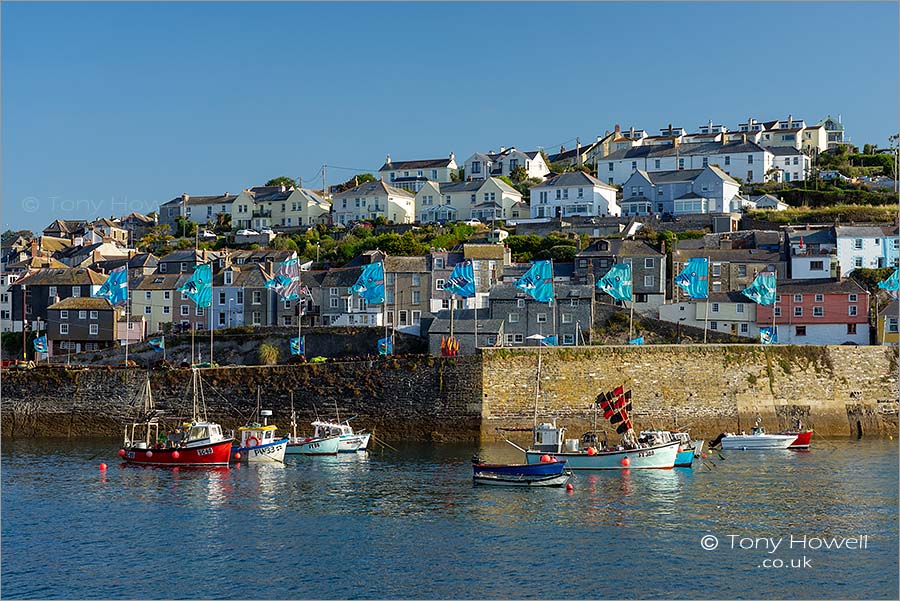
[311,419,371,453]
[230,410,288,463]
[717,426,796,450]
[284,397,340,456]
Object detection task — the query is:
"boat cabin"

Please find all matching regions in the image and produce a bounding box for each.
[238,424,278,447]
[312,421,353,438]
[750,426,767,435]
[166,421,227,447]
[532,422,565,453]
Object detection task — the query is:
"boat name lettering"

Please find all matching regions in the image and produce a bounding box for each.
[637,450,655,458]
[125,451,135,459]
[254,445,278,455]
[197,447,213,456]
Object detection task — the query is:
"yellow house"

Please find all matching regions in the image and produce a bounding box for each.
[877,300,899,345]
[132,273,181,334]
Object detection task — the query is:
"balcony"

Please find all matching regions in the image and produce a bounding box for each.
[252,210,272,219]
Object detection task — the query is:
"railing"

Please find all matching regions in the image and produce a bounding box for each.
[252,210,272,218]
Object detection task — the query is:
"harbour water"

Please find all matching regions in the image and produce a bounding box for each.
[2,438,897,599]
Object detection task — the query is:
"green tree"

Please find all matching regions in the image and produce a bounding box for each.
[258,342,280,365]
[138,224,174,253]
[265,176,297,188]
[174,216,198,238]
[510,166,528,183]
[214,213,232,233]
[332,173,377,194]
[270,236,299,251]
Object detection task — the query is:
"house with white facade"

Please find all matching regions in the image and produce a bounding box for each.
[159,193,237,230]
[767,147,811,183]
[530,171,619,218]
[659,292,760,339]
[817,115,846,149]
[332,179,415,225]
[620,166,741,216]
[835,225,895,275]
[1,271,20,332]
[599,140,776,186]
[786,228,838,279]
[232,185,330,230]
[463,147,550,182]
[378,154,458,192]
[752,194,790,211]
[416,177,523,224]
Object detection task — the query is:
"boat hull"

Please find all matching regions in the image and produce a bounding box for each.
[720,434,796,450]
[231,438,288,463]
[473,471,571,487]
[121,439,233,467]
[338,433,371,453]
[674,448,695,468]
[473,461,568,477]
[783,430,813,449]
[525,441,680,470]
[285,435,341,456]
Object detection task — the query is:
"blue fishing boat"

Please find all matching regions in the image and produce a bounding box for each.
[472,457,571,487]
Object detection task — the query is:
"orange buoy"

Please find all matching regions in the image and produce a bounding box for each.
[620,457,630,467]
[145,450,153,458]
[99,463,107,470]
[586,447,596,456]
[172,451,180,459]
[540,454,552,463]
[565,483,574,491]
[117,449,126,458]
[234,452,241,460]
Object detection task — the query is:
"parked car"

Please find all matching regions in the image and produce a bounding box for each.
[260,228,274,235]
[236,229,259,236]
[199,230,217,240]
[462,219,481,226]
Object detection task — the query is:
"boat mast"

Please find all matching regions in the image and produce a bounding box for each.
[290,392,297,440]
[533,343,542,432]
[209,257,214,365]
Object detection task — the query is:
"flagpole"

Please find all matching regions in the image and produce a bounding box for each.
[629,300,634,342]
[772,280,778,344]
[124,275,130,368]
[474,294,478,351]
[550,259,557,343]
[702,256,710,344]
[209,260,214,365]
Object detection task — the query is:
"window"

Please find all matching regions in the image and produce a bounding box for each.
[737,264,747,277]
[90,311,98,320]
[399,311,408,326]
[724,156,730,166]
[562,314,573,324]
[330,287,339,296]
[847,323,857,335]
[678,158,685,169]
[144,306,152,315]
[774,307,782,317]
[853,238,863,250]
[570,299,579,307]
[514,334,524,344]
[219,291,226,305]
[631,161,637,171]
[471,162,481,174]
[813,306,824,317]
[608,163,613,172]
[181,305,189,316]
[887,318,898,333]
[795,325,807,336]
[252,312,261,326]
[537,313,547,323]
[224,271,233,286]
[710,321,717,330]
[810,260,824,271]
[145,291,151,300]
[814,294,824,302]
[434,257,445,269]
[252,291,262,304]
[89,324,99,336]
[848,305,858,316]
[794,306,803,317]
[508,313,519,323]
[435,279,445,291]
[702,157,708,167]
[411,274,421,287]
[853,257,863,268]
[196,307,204,316]
[163,306,170,314]
[79,310,87,319]
[60,310,69,320]
[72,287,81,298]
[563,334,575,345]
[848,294,858,302]
[517,299,525,308]
[736,303,744,314]
[740,323,749,334]
[793,294,803,303]
[711,303,720,313]
[712,264,721,277]
[654,159,660,169]
[504,334,514,345]
[330,298,339,309]
[60,324,69,335]
[644,275,654,287]
[747,155,754,164]
[237,290,243,305]
[644,258,654,268]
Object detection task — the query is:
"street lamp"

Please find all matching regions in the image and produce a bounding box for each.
[228,298,234,328]
[677,317,686,344]
[316,243,320,265]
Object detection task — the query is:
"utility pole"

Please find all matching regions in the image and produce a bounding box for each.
[322,164,328,200]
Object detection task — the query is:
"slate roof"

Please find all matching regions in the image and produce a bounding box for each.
[579,239,664,257]
[547,141,601,163]
[835,226,888,239]
[674,248,782,263]
[768,146,805,156]
[333,180,415,199]
[15,267,107,286]
[6,257,69,270]
[379,157,455,171]
[787,228,835,245]
[319,266,365,288]
[463,244,507,260]
[92,253,159,273]
[44,219,87,235]
[48,297,113,311]
[134,273,184,290]
[384,256,428,273]
[535,171,616,190]
[603,140,767,161]
[878,300,899,319]
[489,283,594,301]
[160,194,237,208]
[775,278,867,294]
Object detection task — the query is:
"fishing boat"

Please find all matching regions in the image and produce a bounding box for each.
[311,419,371,453]
[231,410,288,463]
[472,457,571,487]
[779,420,813,449]
[119,370,233,467]
[639,430,703,468]
[714,426,796,450]
[284,396,340,456]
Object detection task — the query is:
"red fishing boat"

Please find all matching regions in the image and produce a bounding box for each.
[780,420,813,449]
[119,370,233,467]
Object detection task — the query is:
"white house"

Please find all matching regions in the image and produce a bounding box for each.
[835,226,893,275]
[620,166,741,216]
[332,179,416,225]
[529,171,619,218]
[463,147,550,182]
[232,185,330,230]
[378,153,458,192]
[659,292,760,339]
[1,271,20,332]
[416,177,524,223]
[768,147,811,183]
[752,194,790,211]
[786,228,838,279]
[159,193,237,230]
[599,140,776,186]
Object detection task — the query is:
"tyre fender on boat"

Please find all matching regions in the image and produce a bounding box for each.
[246,436,260,447]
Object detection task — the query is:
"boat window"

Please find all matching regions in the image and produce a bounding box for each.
[264,431,272,439]
[189,427,209,440]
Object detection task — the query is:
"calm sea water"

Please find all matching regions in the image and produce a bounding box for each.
[1,438,897,600]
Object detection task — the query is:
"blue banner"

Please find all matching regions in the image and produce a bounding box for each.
[95,266,128,306]
[515,260,554,303]
[290,336,305,356]
[33,335,48,354]
[378,336,393,356]
[349,261,385,304]
[178,263,213,308]
[444,260,476,298]
[539,335,558,347]
[741,272,777,306]
[760,327,777,345]
[877,268,899,292]
[597,262,633,303]
[264,257,301,301]
[148,337,165,352]
[628,336,644,345]
[674,258,709,299]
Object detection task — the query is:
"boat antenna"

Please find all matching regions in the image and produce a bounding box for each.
[334,398,340,423]
[290,392,297,440]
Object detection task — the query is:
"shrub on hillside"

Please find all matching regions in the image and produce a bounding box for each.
[258,343,280,365]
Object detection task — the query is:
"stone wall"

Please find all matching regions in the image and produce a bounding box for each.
[1,355,483,443]
[479,345,898,442]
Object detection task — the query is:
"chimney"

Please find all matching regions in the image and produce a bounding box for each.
[499,146,506,153]
[30,238,38,258]
[742,134,747,144]
[614,124,621,134]
[576,137,583,168]
[182,193,189,203]
[787,113,793,127]
[560,145,566,154]
[280,184,286,193]
[629,126,635,138]
[385,154,391,164]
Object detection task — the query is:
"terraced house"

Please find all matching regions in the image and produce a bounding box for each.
[415,177,524,224]
[332,179,415,225]
[45,297,118,356]
[231,185,330,230]
[10,267,106,332]
[159,193,237,230]
[378,153,458,192]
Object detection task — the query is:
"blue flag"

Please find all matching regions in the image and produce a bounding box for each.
[760,327,777,345]
[628,336,644,345]
[290,336,305,356]
[33,335,48,354]
[178,263,213,308]
[877,268,899,292]
[264,257,301,301]
[741,272,777,306]
[515,260,554,303]
[148,337,165,352]
[444,260,476,298]
[349,262,385,304]
[95,266,128,306]
[378,336,393,356]
[539,335,558,347]
[674,258,709,299]
[597,263,633,302]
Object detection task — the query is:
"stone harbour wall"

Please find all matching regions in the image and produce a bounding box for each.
[480,345,899,442]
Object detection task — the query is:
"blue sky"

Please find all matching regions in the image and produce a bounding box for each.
[2,2,897,233]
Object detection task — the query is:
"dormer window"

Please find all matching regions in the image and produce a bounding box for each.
[224,271,233,286]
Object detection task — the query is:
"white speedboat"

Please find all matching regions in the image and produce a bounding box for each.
[311,419,371,453]
[718,427,796,450]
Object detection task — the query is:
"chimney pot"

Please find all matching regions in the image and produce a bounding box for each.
[614,124,621,134]
[386,154,391,164]
[449,152,455,161]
